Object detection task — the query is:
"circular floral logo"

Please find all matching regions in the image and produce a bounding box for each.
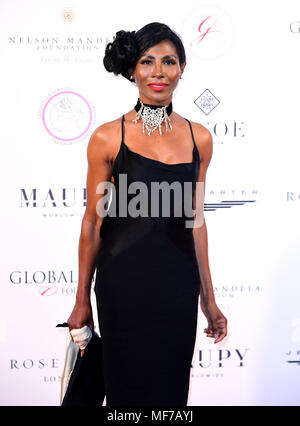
[41,90,93,144]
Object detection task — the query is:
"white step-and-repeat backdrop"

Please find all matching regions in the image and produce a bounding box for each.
[1,0,299,406]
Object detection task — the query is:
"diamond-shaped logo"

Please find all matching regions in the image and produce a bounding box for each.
[194,89,220,115]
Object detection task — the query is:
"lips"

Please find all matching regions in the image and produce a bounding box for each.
[148,83,168,91]
[148,83,168,87]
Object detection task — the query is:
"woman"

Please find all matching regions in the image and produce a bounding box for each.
[68,22,227,406]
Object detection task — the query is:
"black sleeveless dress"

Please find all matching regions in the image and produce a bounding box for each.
[94,115,201,406]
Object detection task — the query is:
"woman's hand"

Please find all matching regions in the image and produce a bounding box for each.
[67,301,94,357]
[67,301,94,333]
[200,299,227,344]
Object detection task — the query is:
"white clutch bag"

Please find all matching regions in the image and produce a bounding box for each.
[59,324,93,404]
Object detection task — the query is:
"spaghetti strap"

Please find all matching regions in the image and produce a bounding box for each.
[112,115,125,172]
[184,118,200,162]
[184,118,196,147]
[121,115,125,145]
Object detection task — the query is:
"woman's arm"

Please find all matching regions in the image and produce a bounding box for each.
[67,123,115,332]
[192,123,227,344]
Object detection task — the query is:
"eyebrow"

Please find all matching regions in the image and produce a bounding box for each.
[140,54,178,59]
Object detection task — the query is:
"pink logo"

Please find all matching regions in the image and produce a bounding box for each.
[42,90,93,144]
[190,16,222,46]
[39,286,58,296]
[181,6,234,59]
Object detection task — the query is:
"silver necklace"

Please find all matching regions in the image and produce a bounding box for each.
[132,99,173,136]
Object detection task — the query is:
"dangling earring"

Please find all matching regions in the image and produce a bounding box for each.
[130,75,135,82]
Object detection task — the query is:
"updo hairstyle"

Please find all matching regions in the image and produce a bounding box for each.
[103,22,186,82]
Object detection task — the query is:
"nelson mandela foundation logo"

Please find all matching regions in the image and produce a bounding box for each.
[39,89,94,145]
[61,7,75,24]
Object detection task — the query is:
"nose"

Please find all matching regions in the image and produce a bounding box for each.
[152,60,164,78]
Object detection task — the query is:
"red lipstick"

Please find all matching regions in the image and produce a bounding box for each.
[148,83,168,92]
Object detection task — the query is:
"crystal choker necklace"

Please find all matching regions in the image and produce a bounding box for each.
[132,98,173,136]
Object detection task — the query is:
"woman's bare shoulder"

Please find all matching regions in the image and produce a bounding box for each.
[174,113,212,141]
[189,120,212,140]
[87,117,122,161]
[187,120,213,162]
[90,117,122,145]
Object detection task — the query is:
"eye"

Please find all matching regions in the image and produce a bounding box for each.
[164,59,176,65]
[140,59,152,65]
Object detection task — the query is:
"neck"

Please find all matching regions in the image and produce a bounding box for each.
[139,95,172,107]
[134,98,173,116]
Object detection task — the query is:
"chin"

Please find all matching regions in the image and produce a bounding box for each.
[146,90,173,100]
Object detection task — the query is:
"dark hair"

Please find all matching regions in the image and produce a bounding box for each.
[103,22,186,82]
